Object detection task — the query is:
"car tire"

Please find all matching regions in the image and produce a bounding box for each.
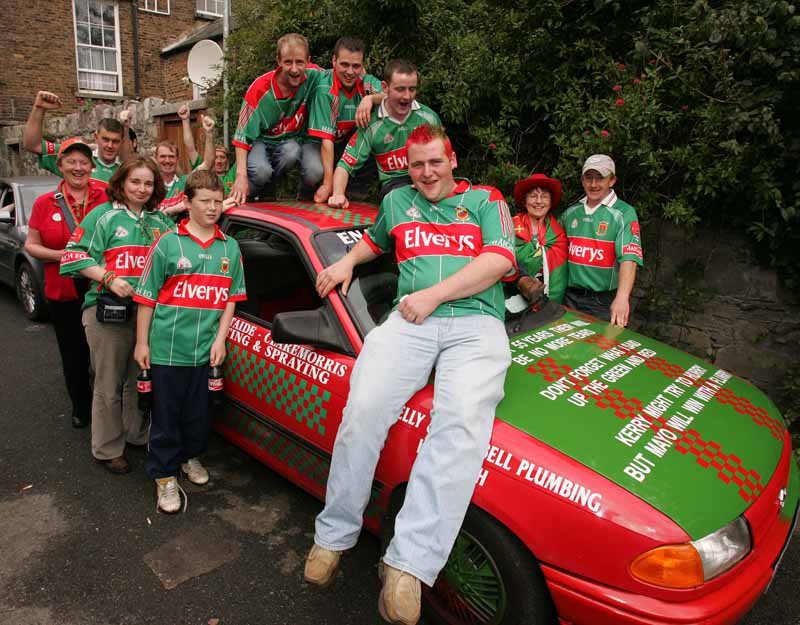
[381,500,557,625]
[16,260,47,321]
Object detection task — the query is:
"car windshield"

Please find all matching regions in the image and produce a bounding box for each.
[314,229,399,337]
[19,182,58,222]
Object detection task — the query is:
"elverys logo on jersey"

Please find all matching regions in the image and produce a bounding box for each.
[567,237,615,268]
[267,104,308,137]
[158,274,232,309]
[394,222,482,261]
[103,245,152,277]
[375,147,408,172]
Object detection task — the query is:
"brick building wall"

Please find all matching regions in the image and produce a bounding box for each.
[0,0,215,125]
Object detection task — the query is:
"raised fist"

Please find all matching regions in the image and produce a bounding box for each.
[119,109,131,123]
[177,103,190,120]
[200,113,216,131]
[34,91,61,110]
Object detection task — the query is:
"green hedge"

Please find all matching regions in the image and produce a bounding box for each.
[215,0,800,293]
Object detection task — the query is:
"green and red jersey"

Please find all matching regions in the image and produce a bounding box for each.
[363,179,516,320]
[558,190,644,292]
[59,201,175,309]
[338,100,441,186]
[158,174,188,215]
[219,164,237,196]
[307,69,382,143]
[512,212,568,304]
[40,139,119,185]
[134,221,247,366]
[232,66,321,150]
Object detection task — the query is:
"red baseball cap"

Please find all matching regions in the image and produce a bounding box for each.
[57,137,94,161]
[513,173,562,212]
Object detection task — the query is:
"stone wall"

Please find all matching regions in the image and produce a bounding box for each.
[630,218,799,414]
[0,97,209,178]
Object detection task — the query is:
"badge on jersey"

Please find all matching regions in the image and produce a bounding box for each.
[151,228,161,239]
[115,226,129,238]
[406,207,421,219]
[596,222,609,236]
[384,133,394,144]
[177,256,192,269]
[220,257,230,274]
[571,219,578,229]
[455,206,469,221]
[630,221,640,236]
[52,213,62,222]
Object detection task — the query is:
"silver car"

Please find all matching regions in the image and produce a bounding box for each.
[0,176,60,320]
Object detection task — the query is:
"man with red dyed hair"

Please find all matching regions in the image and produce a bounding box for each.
[304,125,516,625]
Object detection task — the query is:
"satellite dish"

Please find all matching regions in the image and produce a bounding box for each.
[187,39,224,87]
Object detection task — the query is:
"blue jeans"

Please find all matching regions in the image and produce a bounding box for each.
[246,139,319,196]
[314,311,511,586]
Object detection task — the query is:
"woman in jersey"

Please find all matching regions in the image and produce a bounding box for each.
[25,138,108,429]
[60,157,174,474]
[511,173,568,304]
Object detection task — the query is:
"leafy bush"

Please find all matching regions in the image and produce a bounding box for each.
[215,0,800,293]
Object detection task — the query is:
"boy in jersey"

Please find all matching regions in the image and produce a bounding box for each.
[305,125,514,625]
[23,90,127,185]
[134,171,246,513]
[230,33,321,204]
[559,154,643,327]
[327,60,441,210]
[305,36,383,203]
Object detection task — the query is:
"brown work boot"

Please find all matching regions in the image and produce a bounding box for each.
[303,544,341,587]
[378,562,421,625]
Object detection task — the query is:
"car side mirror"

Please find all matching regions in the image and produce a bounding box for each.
[272,305,355,357]
[0,209,13,224]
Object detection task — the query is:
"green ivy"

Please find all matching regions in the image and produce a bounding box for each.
[214,0,800,294]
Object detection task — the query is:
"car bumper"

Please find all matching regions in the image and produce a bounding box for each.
[543,493,799,625]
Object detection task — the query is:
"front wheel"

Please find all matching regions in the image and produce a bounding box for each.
[382,502,557,625]
[16,261,47,321]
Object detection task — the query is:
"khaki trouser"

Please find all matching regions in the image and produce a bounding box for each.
[82,306,147,460]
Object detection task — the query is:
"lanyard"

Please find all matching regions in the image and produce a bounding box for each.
[59,181,89,223]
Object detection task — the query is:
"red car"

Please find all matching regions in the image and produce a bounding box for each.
[215,201,799,625]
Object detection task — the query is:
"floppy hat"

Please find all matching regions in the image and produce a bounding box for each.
[57,137,94,161]
[513,173,562,212]
[582,154,615,177]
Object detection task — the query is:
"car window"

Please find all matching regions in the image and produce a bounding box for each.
[19,183,58,223]
[227,222,323,326]
[314,229,399,337]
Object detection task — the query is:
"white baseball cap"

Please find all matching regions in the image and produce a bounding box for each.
[582,154,615,177]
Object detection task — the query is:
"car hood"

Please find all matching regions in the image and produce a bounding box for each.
[497,306,787,540]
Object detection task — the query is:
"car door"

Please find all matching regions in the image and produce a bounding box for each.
[0,183,16,285]
[216,217,357,501]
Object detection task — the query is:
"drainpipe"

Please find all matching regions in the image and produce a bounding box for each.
[223,0,230,147]
[130,0,142,99]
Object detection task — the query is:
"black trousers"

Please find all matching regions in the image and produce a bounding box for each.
[145,364,210,479]
[377,175,413,202]
[564,287,617,322]
[48,296,92,422]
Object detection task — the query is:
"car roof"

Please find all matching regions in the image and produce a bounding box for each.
[227,200,379,234]
[0,175,61,187]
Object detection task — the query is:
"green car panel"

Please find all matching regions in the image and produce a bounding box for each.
[496,307,787,540]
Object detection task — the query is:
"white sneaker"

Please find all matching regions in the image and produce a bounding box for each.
[181,457,209,485]
[156,476,186,514]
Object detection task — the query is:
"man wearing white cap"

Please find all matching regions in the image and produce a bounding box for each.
[559,154,643,327]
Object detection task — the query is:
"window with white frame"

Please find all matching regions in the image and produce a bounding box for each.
[73,0,122,94]
[196,0,224,17]
[139,0,170,14]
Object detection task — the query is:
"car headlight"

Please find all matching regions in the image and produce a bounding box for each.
[630,516,751,589]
